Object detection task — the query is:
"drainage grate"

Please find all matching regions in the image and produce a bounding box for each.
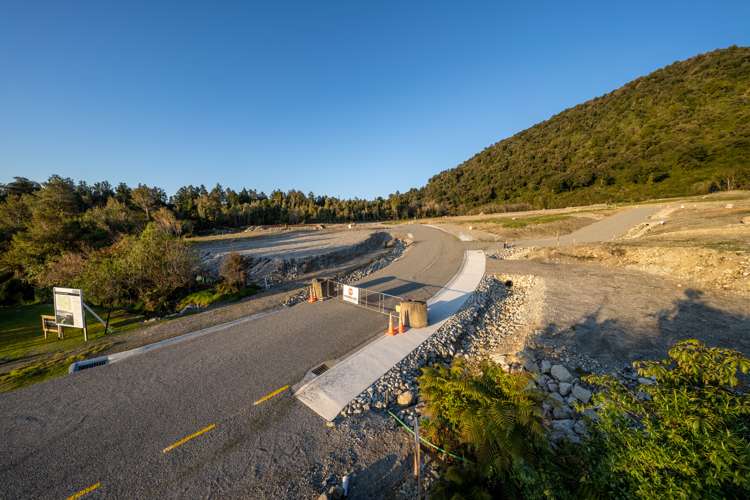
[311,364,329,376]
[78,359,108,371]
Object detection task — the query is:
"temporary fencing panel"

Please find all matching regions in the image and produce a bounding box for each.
[323,279,403,316]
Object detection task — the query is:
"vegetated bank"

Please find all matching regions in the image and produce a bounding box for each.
[419,46,750,213]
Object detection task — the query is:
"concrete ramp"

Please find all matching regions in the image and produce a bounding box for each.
[295,250,486,421]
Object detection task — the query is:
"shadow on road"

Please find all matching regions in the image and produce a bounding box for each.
[356,275,465,299]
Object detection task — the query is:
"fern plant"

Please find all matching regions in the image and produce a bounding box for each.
[419,359,560,498]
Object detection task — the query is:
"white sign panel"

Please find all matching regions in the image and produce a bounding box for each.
[342,285,359,305]
[53,287,85,328]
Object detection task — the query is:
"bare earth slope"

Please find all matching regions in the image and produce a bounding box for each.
[488,259,750,371]
[483,194,750,373]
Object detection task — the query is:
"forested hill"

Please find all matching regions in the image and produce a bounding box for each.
[420,46,750,213]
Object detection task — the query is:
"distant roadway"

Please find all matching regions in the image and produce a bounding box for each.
[515,205,661,247]
[0,225,464,499]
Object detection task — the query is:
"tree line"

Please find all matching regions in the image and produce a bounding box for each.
[0,175,443,312]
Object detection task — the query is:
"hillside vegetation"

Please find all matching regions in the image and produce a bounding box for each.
[421,46,750,213]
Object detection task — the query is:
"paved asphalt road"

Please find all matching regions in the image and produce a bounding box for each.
[0,225,464,499]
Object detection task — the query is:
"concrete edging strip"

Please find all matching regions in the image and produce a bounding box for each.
[68,309,282,374]
[295,250,486,421]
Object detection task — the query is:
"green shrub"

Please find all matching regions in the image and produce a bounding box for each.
[219,252,248,293]
[0,272,34,306]
[176,284,258,310]
[419,360,570,498]
[420,341,750,499]
[583,339,750,498]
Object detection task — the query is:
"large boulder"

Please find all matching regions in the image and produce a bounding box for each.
[558,382,572,396]
[523,358,540,374]
[550,364,573,383]
[553,404,573,419]
[572,385,592,404]
[551,419,575,433]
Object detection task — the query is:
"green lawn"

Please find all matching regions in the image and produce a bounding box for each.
[0,303,144,392]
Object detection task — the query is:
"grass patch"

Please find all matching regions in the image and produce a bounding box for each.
[466,214,572,229]
[0,303,144,392]
[176,285,260,310]
[0,304,143,365]
[0,341,113,392]
[700,241,750,253]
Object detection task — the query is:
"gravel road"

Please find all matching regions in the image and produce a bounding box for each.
[515,205,661,246]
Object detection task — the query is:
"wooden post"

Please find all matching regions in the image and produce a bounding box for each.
[82,308,88,342]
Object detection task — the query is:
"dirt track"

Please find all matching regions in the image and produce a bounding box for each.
[488,258,750,371]
[475,195,750,369]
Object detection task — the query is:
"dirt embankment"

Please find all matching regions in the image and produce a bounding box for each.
[519,193,750,296]
[195,228,392,284]
[240,231,392,283]
[526,244,750,296]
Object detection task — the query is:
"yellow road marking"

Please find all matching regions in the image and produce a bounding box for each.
[253,384,290,405]
[162,424,216,453]
[66,482,101,500]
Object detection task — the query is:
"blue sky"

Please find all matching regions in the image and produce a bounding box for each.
[1,1,748,198]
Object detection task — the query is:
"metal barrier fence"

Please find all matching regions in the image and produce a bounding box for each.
[323,279,403,317]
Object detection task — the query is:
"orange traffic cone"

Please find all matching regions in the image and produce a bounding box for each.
[386,313,396,336]
[307,285,317,303]
[398,313,407,334]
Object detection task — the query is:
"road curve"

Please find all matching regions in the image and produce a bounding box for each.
[0,224,464,499]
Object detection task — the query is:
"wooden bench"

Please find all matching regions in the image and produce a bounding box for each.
[41,315,62,340]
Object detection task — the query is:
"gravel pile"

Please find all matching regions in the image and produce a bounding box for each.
[282,240,407,307]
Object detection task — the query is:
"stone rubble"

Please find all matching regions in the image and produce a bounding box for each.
[336,263,658,446]
[316,250,670,498]
[340,273,529,424]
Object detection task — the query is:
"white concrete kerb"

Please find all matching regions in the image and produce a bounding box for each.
[68,309,282,373]
[295,250,486,421]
